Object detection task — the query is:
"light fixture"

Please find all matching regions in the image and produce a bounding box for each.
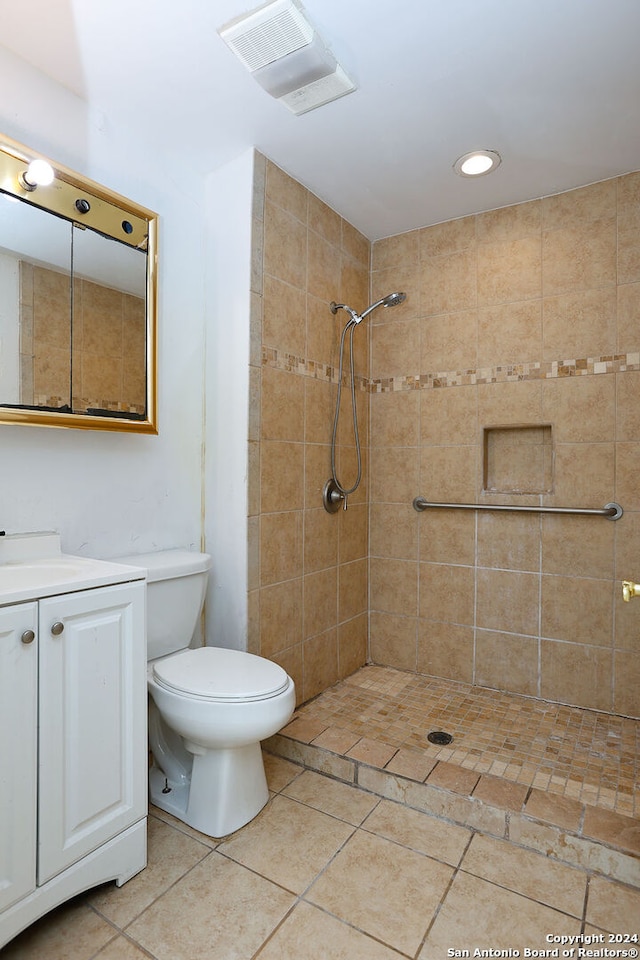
[453,150,501,178]
[18,157,55,191]
[219,0,355,115]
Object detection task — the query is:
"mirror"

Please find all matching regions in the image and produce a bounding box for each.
[0,134,158,432]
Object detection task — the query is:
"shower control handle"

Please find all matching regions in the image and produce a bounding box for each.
[622,580,640,602]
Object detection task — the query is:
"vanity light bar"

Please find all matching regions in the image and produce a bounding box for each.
[0,136,152,249]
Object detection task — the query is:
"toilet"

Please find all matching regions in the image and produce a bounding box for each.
[115,548,295,838]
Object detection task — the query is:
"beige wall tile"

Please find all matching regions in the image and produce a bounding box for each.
[338,613,367,678]
[263,274,306,355]
[338,501,368,562]
[540,640,612,711]
[421,215,476,256]
[307,229,341,303]
[417,620,474,682]
[541,575,613,646]
[477,511,541,572]
[303,628,339,700]
[371,318,421,378]
[338,559,367,622]
[542,374,615,443]
[261,365,305,441]
[551,442,615,508]
[419,562,475,625]
[369,612,417,671]
[542,179,616,231]
[303,568,338,639]
[617,281,640,351]
[259,579,303,658]
[264,200,307,289]
[370,558,418,616]
[613,650,640,717]
[477,235,542,306]
[616,371,640,440]
[541,514,615,579]
[421,248,477,316]
[371,265,420,323]
[421,384,477,444]
[260,511,303,586]
[369,502,419,561]
[617,172,640,284]
[419,445,478,502]
[615,442,640,511]
[543,218,616,297]
[420,308,478,371]
[370,445,420,504]
[372,229,420,271]
[341,218,370,266]
[478,300,542,366]
[477,200,541,243]
[477,379,543,428]
[370,390,420,446]
[260,440,304,513]
[543,287,617,358]
[266,160,308,222]
[476,568,539,636]
[475,630,539,696]
[418,509,476,565]
[304,506,338,573]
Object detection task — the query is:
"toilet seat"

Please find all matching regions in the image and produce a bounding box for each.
[152,647,290,703]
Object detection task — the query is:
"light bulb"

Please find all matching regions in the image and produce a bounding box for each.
[453,150,501,178]
[20,158,55,190]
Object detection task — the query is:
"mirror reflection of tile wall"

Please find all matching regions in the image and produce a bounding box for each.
[20,262,146,415]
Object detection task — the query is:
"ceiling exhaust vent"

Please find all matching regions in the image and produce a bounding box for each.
[219,0,314,72]
[218,0,356,115]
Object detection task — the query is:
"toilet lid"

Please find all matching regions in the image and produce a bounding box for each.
[152,647,290,702]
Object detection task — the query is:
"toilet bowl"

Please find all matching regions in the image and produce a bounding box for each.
[114,548,295,838]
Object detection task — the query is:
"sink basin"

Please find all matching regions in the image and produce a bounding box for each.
[0,533,145,604]
[1,557,106,590]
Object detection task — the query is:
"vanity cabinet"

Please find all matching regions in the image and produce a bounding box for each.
[0,578,147,948]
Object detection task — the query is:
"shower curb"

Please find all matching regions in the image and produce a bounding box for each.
[264,733,640,889]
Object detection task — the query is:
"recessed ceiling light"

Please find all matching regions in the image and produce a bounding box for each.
[453,150,501,177]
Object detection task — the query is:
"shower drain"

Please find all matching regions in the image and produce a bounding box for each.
[427,730,453,745]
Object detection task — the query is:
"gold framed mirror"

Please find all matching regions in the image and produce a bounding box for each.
[0,134,158,433]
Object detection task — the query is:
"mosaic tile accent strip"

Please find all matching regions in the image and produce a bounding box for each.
[290,666,640,818]
[261,345,640,393]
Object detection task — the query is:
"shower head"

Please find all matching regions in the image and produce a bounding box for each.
[359,291,407,320]
[330,292,406,325]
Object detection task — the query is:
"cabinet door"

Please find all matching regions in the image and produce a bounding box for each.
[0,602,37,911]
[38,581,146,884]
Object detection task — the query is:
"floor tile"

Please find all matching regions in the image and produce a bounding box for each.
[264,752,304,792]
[94,937,152,959]
[427,760,480,795]
[461,833,587,917]
[586,875,640,933]
[362,797,471,866]
[306,829,453,956]
[420,871,582,958]
[256,901,405,959]
[472,773,529,810]
[87,814,211,928]
[218,794,354,893]
[127,851,295,960]
[282,769,380,824]
[1,899,117,960]
[524,787,584,830]
[347,737,398,767]
[385,746,437,781]
[582,806,640,854]
[289,665,640,817]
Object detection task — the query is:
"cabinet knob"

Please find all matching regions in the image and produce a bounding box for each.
[50,621,65,636]
[21,629,35,644]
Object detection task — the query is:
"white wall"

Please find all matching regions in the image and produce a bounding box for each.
[203,150,254,650]
[0,47,205,559]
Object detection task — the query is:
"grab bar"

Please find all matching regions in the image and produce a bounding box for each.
[412,498,623,520]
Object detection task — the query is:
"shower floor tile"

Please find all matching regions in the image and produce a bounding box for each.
[282,666,640,819]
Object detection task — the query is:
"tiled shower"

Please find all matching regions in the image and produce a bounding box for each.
[249,152,640,722]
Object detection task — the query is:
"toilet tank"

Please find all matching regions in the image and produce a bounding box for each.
[113,549,211,660]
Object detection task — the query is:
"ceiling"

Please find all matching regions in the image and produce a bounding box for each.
[1,0,639,240]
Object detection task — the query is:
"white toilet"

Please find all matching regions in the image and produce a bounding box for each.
[116,548,295,838]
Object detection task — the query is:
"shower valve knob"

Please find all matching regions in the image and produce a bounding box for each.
[622,580,640,602]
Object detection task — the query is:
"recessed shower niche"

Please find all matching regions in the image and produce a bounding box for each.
[483,425,553,495]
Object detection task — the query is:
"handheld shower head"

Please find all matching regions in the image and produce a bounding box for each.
[330,292,406,325]
[359,291,407,320]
